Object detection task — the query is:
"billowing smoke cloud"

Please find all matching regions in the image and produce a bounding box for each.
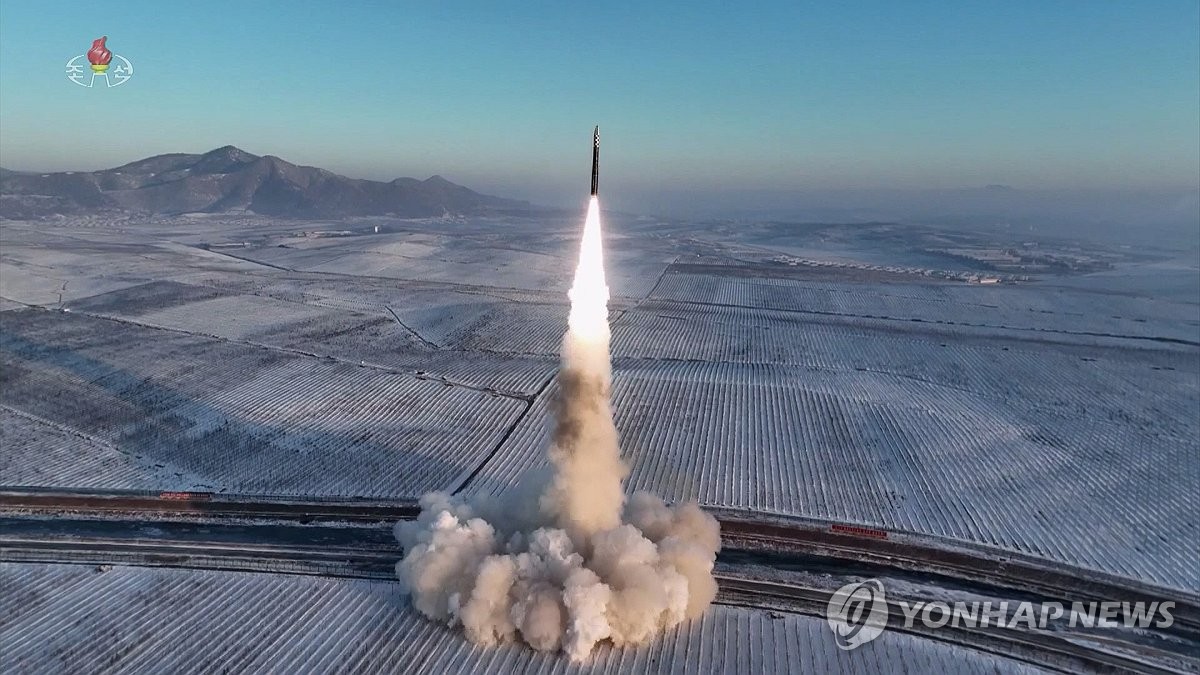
[395,197,721,660]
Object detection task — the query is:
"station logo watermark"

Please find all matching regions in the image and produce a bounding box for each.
[826,578,1176,650]
[66,36,133,88]
[826,580,889,650]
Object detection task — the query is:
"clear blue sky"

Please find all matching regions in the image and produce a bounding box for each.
[1,1,1197,206]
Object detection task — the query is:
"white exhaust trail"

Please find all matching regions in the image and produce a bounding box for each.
[395,196,721,661]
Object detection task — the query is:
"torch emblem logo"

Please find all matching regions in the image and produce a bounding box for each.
[66,36,134,88]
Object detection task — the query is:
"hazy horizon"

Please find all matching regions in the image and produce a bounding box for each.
[2,2,1197,201]
[3,140,1198,248]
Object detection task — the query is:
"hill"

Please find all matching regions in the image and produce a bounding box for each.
[0,146,531,219]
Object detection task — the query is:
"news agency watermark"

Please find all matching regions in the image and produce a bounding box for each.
[826,579,1176,650]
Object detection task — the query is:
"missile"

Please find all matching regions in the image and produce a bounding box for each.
[590,126,600,196]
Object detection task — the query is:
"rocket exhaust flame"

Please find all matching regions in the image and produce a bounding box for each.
[394,130,721,661]
[566,197,609,344]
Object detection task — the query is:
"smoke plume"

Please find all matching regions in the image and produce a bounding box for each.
[395,197,721,660]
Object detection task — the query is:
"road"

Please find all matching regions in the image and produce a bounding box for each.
[2,488,1196,673]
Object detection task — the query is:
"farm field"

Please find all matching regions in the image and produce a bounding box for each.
[2,214,1198,595]
[0,562,1049,674]
[4,4,1199,670]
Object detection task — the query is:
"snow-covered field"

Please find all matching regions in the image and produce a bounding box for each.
[0,562,1048,674]
[1,215,1197,595]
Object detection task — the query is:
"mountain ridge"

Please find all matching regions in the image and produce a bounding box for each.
[0,146,533,219]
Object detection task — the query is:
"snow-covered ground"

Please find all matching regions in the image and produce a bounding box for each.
[0,562,1049,674]
[1,215,1197,596]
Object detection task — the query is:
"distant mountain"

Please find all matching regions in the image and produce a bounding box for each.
[0,146,533,219]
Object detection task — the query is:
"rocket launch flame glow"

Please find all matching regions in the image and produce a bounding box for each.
[567,197,609,344]
[393,131,720,662]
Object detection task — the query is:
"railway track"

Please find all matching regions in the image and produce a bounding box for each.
[717,576,1196,674]
[2,488,1197,673]
[717,513,1200,634]
[5,489,1192,625]
[0,488,420,522]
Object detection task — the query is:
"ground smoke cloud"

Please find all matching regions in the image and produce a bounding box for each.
[395,197,721,660]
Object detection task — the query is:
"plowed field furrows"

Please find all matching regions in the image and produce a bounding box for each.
[0,260,145,307]
[0,235,270,308]
[611,301,1198,434]
[0,309,526,498]
[0,406,179,490]
[464,360,1199,591]
[134,295,348,341]
[393,299,568,353]
[649,272,1200,342]
[2,217,1196,600]
[65,281,556,396]
[242,238,574,293]
[0,563,1048,675]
